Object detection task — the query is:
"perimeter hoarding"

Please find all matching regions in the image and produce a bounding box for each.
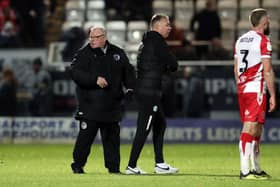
[1,118,280,144]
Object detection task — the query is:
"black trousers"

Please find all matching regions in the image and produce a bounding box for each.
[72,120,120,172]
[128,94,166,168]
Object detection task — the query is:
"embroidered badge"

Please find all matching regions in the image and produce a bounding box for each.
[267,41,272,51]
[153,105,158,112]
[113,54,120,61]
[81,121,87,130]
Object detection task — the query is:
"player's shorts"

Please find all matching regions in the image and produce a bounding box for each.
[238,92,266,124]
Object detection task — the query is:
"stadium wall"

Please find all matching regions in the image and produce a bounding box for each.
[0,117,280,144]
[1,49,280,117]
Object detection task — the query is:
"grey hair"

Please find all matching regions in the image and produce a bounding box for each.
[88,26,106,35]
[150,13,169,29]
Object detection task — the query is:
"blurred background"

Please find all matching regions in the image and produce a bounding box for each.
[0,0,279,144]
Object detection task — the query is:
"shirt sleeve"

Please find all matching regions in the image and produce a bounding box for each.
[260,36,272,59]
[155,37,178,72]
[67,50,99,89]
[121,50,136,90]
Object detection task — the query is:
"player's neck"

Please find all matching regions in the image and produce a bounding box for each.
[252,27,264,34]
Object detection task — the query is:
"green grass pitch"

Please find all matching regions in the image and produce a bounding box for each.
[0,144,280,187]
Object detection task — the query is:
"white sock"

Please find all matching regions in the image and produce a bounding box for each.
[250,140,261,173]
[240,140,252,175]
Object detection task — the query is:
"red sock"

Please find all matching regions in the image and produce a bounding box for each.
[240,133,254,155]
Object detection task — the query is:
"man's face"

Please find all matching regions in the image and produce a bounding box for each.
[89,28,106,48]
[155,18,172,38]
[262,16,270,36]
[264,22,270,36]
[33,64,41,73]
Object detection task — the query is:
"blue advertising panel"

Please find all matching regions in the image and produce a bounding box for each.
[1,118,280,144]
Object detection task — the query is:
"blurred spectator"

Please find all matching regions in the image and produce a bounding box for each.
[10,0,46,47]
[44,0,57,17]
[167,18,186,53]
[0,68,17,116]
[175,39,199,60]
[0,58,2,70]
[28,57,52,116]
[206,38,231,60]
[161,74,176,117]
[182,66,204,117]
[190,0,221,59]
[0,0,21,48]
[105,0,152,22]
[167,19,198,60]
[105,0,125,20]
[124,0,152,22]
[60,26,86,62]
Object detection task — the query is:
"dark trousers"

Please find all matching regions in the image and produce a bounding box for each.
[128,94,166,168]
[72,120,120,172]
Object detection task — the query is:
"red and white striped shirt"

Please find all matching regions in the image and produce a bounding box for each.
[234,30,272,93]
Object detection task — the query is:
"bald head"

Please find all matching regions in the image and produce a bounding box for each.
[150,14,171,38]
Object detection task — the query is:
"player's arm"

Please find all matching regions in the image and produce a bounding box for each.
[155,38,178,72]
[262,58,276,112]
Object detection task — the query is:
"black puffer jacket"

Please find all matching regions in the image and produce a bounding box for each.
[136,31,178,95]
[68,42,136,122]
[0,82,17,116]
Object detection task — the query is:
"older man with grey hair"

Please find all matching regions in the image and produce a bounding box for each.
[68,26,136,174]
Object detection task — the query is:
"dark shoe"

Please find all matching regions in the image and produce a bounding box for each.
[109,169,121,174]
[71,163,85,174]
[252,170,271,179]
[240,171,258,180]
[240,171,269,180]
[109,171,122,174]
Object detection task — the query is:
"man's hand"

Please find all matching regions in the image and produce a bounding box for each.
[125,89,134,103]
[97,76,108,88]
[254,141,260,153]
[268,96,276,112]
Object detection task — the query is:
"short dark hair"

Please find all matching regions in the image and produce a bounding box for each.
[150,13,169,29]
[249,8,267,27]
[33,57,42,66]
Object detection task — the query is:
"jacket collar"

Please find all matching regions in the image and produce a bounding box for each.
[89,41,112,54]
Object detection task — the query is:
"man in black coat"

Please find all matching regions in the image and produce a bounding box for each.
[68,26,135,174]
[125,14,179,174]
[190,0,221,58]
[0,69,17,116]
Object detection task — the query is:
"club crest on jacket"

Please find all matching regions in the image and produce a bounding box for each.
[113,54,120,61]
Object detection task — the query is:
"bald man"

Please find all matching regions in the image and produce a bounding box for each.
[68,26,136,174]
[125,14,179,174]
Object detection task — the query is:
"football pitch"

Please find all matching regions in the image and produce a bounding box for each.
[0,144,280,187]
